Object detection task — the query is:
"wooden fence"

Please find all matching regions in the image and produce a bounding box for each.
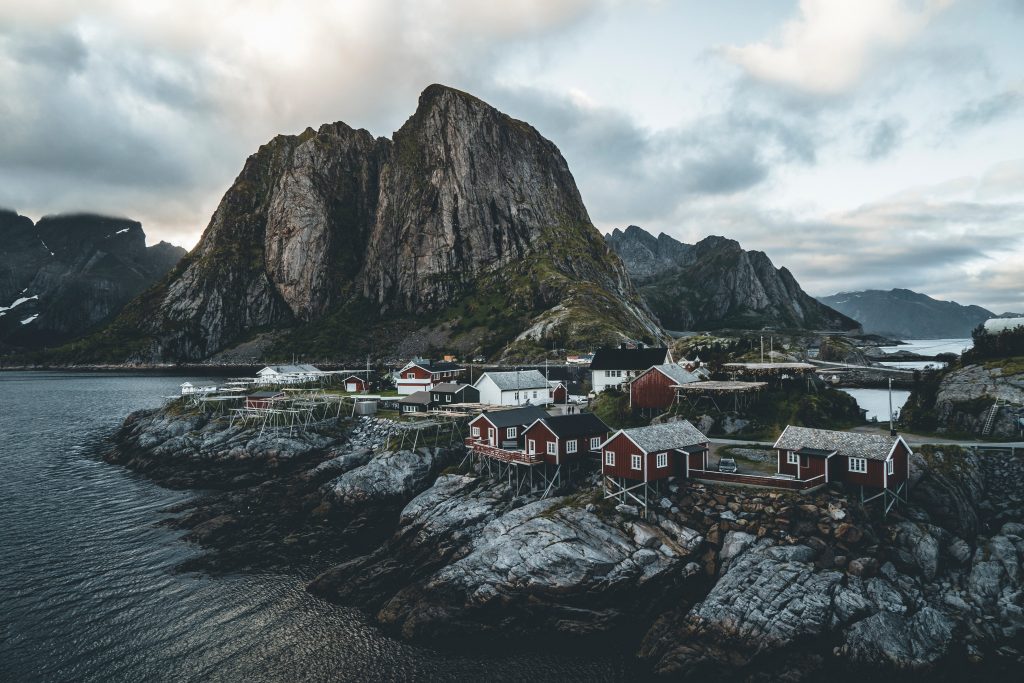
[464,438,542,465]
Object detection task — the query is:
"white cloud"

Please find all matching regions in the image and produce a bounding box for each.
[721,0,953,96]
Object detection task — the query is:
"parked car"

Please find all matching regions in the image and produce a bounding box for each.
[718,457,738,473]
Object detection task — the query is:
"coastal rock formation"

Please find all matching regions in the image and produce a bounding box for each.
[904,362,1024,438]
[819,288,993,339]
[71,85,662,363]
[0,211,184,350]
[607,225,858,332]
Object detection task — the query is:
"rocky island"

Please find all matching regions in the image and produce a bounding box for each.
[106,398,1024,679]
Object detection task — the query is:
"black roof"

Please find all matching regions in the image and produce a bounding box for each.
[590,347,669,371]
[535,413,609,439]
[795,447,837,457]
[478,405,549,428]
[680,444,708,454]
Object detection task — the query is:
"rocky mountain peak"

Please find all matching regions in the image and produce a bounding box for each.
[608,224,859,332]
[66,85,661,362]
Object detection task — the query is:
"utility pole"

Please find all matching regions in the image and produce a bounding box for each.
[760,336,764,364]
[770,336,773,360]
[888,377,896,435]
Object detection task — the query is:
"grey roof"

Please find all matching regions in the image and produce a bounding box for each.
[643,364,701,385]
[399,391,432,405]
[773,426,900,461]
[478,370,549,391]
[619,420,707,453]
[478,405,549,429]
[431,383,472,393]
[262,364,322,374]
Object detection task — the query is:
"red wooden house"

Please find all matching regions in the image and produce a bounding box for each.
[344,375,368,392]
[396,359,466,395]
[548,381,568,404]
[467,405,550,450]
[629,364,702,410]
[772,426,911,510]
[246,390,285,409]
[600,420,709,513]
[523,413,610,466]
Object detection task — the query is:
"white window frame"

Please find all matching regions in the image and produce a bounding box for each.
[506,427,517,439]
[532,391,538,399]
[787,452,799,465]
[547,441,557,455]
[886,459,894,475]
[590,437,601,450]
[631,454,642,470]
[566,439,577,454]
[433,394,440,402]
[527,439,536,454]
[446,395,451,402]
[406,372,415,379]
[605,451,615,466]
[849,457,867,474]
[656,452,668,468]
[472,426,480,437]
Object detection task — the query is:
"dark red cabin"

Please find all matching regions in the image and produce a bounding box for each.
[601,420,710,482]
[523,413,610,465]
[773,425,911,491]
[629,364,702,410]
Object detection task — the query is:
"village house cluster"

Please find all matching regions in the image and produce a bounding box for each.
[177,345,910,515]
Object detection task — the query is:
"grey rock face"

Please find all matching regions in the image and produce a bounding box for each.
[324,447,459,507]
[0,211,185,349]
[89,85,662,361]
[606,225,859,331]
[844,607,955,670]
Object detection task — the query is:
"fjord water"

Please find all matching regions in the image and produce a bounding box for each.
[0,372,629,682]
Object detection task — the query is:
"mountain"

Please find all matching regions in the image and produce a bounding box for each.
[61,85,662,363]
[818,289,994,339]
[606,225,859,332]
[0,211,185,350]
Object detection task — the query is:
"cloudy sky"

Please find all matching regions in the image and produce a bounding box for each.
[1,1,1022,312]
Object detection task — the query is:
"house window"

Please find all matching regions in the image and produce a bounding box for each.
[656,452,668,468]
[849,457,867,474]
[631,454,642,470]
[532,391,538,399]
[472,426,480,437]
[433,394,439,401]
[886,459,894,475]
[446,395,451,402]
[566,440,577,453]
[514,392,519,401]
[787,452,799,465]
[406,373,414,379]
[506,427,517,439]
[547,441,557,455]
[590,437,601,450]
[605,451,615,466]
[527,439,536,454]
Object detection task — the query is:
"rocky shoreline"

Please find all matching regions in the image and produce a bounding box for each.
[107,403,1024,679]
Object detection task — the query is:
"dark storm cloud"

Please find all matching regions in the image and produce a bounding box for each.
[483,84,817,224]
[951,90,1024,130]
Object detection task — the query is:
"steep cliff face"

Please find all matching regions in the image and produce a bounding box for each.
[607,226,859,332]
[0,212,185,350]
[73,85,661,362]
[819,289,993,339]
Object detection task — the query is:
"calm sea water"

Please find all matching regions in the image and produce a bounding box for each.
[0,372,632,682]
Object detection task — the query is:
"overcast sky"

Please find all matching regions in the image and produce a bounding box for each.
[1,0,1022,311]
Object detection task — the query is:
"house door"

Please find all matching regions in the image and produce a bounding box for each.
[346,382,356,392]
[488,428,496,446]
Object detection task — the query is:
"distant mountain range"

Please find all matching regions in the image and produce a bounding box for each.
[0,211,185,351]
[818,289,995,339]
[607,225,859,332]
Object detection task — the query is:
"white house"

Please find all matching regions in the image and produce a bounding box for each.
[589,345,671,393]
[256,364,324,385]
[474,370,553,406]
[394,359,466,395]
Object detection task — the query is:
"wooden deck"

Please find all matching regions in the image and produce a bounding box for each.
[464,438,542,465]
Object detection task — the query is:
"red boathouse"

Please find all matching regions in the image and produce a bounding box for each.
[629,364,702,411]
